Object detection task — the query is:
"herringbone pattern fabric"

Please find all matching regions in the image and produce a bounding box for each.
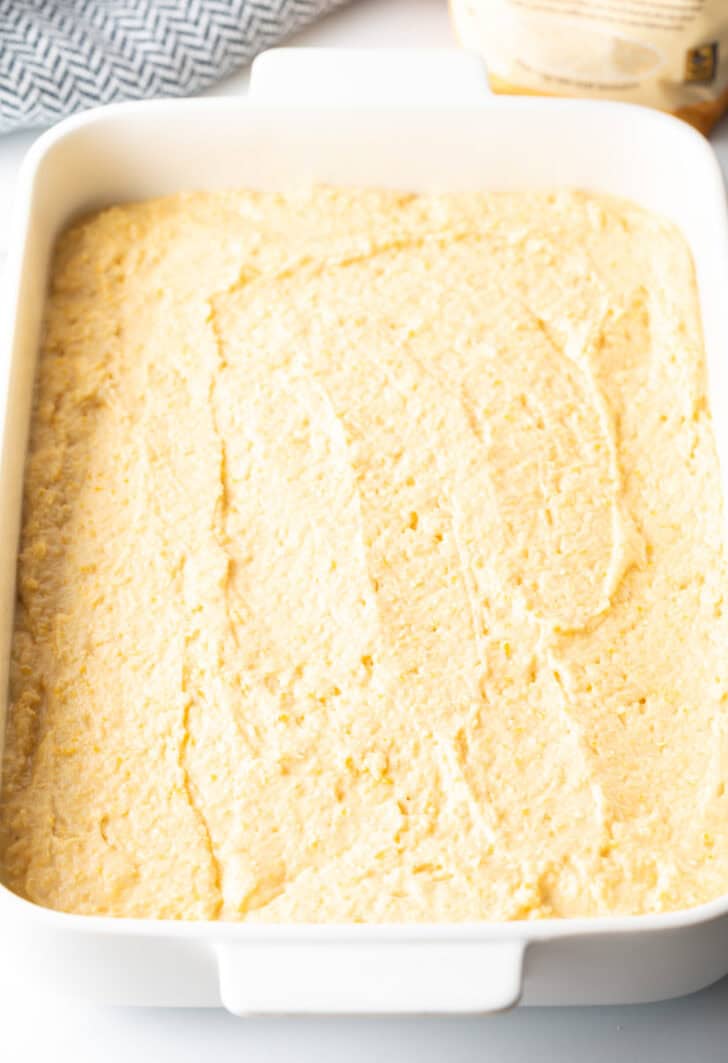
[0,0,349,133]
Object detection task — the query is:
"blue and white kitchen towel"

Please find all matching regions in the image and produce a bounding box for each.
[0,0,348,134]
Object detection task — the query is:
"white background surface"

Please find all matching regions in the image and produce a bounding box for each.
[3,1,728,1058]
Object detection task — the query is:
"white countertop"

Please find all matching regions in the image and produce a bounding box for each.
[2,1,728,1059]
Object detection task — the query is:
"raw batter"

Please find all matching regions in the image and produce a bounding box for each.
[1,187,728,921]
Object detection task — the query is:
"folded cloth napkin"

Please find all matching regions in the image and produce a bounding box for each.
[0,0,349,134]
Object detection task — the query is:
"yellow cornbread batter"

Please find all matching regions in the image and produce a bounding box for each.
[2,187,728,921]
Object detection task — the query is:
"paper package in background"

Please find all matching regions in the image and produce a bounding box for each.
[451,0,728,133]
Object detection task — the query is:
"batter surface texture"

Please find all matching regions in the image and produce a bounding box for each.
[2,187,728,921]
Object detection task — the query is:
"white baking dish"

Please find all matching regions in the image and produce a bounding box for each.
[2,48,728,1015]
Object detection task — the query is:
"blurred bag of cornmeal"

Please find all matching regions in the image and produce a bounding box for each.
[450,0,728,133]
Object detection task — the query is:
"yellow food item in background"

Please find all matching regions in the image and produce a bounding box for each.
[451,0,728,133]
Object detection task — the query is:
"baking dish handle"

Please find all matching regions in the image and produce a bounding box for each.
[248,47,491,105]
[216,939,524,1015]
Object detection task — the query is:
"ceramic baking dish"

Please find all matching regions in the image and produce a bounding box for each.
[2,48,728,1015]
